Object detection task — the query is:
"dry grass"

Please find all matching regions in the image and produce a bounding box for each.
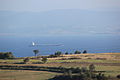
[0,70,59,80]
[59,53,120,60]
[0,53,120,80]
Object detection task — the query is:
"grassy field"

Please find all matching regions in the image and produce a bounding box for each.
[0,65,119,80]
[0,53,120,80]
[0,70,59,80]
[0,58,119,64]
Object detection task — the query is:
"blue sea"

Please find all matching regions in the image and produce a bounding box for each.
[0,35,120,57]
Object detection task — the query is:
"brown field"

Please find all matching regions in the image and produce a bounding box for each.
[53,53,120,60]
[0,70,59,80]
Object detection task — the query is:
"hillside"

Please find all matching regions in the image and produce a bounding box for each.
[0,53,120,80]
[49,53,120,60]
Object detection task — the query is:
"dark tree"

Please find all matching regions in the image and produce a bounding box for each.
[4,52,14,59]
[74,50,81,54]
[55,51,62,56]
[23,57,30,64]
[117,75,120,79]
[0,52,14,59]
[33,50,39,56]
[83,50,87,54]
[65,52,69,55]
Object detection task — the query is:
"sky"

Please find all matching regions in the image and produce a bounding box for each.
[0,0,120,12]
[0,0,120,37]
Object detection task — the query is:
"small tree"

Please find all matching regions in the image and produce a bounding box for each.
[33,50,39,56]
[83,50,87,54]
[41,57,47,63]
[65,52,69,55]
[0,52,14,59]
[55,51,62,56]
[5,52,14,59]
[23,57,30,64]
[89,64,95,72]
[67,69,72,78]
[74,50,81,54]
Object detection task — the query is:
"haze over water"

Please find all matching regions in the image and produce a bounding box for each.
[0,35,120,57]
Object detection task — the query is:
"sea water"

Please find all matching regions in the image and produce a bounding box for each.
[0,35,120,57]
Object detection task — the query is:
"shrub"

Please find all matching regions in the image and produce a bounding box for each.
[74,50,81,54]
[83,50,87,54]
[23,57,30,64]
[89,64,95,72]
[49,65,109,80]
[55,51,62,56]
[0,52,14,59]
[41,57,47,63]
[48,54,56,58]
[117,74,120,79]
[65,52,69,55]
[87,58,92,59]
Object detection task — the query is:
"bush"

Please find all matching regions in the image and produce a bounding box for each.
[49,65,109,80]
[23,57,30,64]
[0,52,14,59]
[48,54,57,58]
[65,52,69,55]
[55,51,62,56]
[41,57,47,63]
[74,50,81,54]
[83,50,87,54]
[49,72,109,80]
[89,64,95,72]
[117,74,120,79]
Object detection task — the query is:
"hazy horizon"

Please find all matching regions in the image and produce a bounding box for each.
[0,0,120,37]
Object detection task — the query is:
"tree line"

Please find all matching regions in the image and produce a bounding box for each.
[0,52,14,59]
[48,50,87,58]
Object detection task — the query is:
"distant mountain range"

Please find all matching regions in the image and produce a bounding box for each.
[0,9,120,36]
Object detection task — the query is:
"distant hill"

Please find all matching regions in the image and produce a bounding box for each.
[0,9,120,35]
[0,9,120,26]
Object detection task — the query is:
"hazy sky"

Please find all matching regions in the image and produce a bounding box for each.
[0,0,120,12]
[0,0,120,37]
